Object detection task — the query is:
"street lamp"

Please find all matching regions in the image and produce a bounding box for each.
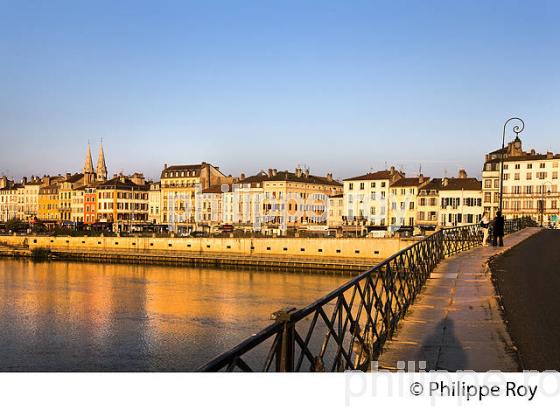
[499,117,525,215]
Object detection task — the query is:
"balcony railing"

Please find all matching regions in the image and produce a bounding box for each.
[199,217,535,372]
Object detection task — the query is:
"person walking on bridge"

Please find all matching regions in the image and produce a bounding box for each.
[480,212,490,246]
[493,211,505,247]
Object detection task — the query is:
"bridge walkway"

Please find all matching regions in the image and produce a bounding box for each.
[377,227,541,372]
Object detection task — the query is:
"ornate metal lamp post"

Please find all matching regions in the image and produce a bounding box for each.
[499,117,525,214]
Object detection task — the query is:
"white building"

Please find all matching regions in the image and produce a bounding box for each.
[483,137,559,226]
[148,181,162,224]
[438,171,483,227]
[343,167,404,230]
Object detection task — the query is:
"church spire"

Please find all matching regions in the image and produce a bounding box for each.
[96,140,107,182]
[83,142,94,174]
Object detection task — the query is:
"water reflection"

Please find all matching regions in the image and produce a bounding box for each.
[0,259,347,371]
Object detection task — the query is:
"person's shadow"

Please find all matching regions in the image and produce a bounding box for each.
[415,318,467,371]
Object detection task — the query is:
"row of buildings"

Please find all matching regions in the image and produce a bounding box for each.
[1,136,558,235]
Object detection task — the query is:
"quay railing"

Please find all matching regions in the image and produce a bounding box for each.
[199,217,535,372]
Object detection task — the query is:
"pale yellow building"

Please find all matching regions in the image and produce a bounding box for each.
[71,187,85,223]
[327,193,344,229]
[388,175,430,232]
[197,168,342,233]
[343,167,404,232]
[58,174,84,222]
[17,178,42,222]
[483,137,559,226]
[160,163,231,232]
[416,178,443,233]
[260,168,341,231]
[0,183,18,222]
[148,181,162,224]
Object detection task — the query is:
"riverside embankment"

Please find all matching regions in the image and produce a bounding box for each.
[0,235,417,273]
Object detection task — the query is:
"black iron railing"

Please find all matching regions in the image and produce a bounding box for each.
[199,217,535,372]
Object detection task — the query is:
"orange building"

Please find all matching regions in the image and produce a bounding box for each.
[84,186,97,224]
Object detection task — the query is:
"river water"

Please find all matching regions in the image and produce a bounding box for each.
[0,258,347,371]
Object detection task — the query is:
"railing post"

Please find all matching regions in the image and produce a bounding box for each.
[271,307,296,372]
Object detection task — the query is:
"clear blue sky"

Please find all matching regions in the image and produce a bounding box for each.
[1,0,559,181]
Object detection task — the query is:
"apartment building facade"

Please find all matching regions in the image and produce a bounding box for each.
[96,175,150,232]
[388,175,430,230]
[438,171,483,227]
[343,167,404,230]
[161,163,230,231]
[483,136,559,226]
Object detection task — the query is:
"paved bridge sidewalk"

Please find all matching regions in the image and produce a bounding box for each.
[378,227,542,372]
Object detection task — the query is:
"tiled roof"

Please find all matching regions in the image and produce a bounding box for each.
[65,173,85,183]
[39,183,59,193]
[266,171,342,186]
[390,177,430,188]
[419,178,443,193]
[485,153,560,164]
[238,172,269,185]
[439,177,482,191]
[161,163,215,178]
[418,177,481,193]
[344,170,403,182]
[202,183,232,194]
[97,176,148,190]
[239,170,342,187]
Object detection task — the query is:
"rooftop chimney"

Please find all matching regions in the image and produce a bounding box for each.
[304,168,310,178]
[389,166,395,175]
[295,167,303,178]
[547,152,554,159]
[130,173,145,186]
[458,169,467,179]
[326,173,333,182]
[239,173,246,181]
[268,168,274,177]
